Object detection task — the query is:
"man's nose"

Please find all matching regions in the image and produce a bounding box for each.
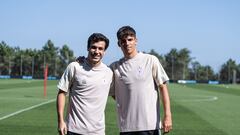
[94,48,100,53]
[124,40,131,44]
[121,40,130,46]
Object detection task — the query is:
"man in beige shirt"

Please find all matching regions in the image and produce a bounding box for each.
[57,33,113,135]
[110,26,172,135]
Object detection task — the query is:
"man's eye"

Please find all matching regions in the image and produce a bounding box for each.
[90,46,97,49]
[120,38,133,43]
[90,46,104,50]
[98,47,104,50]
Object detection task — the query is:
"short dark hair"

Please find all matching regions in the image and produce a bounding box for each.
[117,26,136,40]
[87,33,109,50]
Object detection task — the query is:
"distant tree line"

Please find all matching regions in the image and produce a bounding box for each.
[1,40,239,83]
[148,49,240,83]
[0,40,75,79]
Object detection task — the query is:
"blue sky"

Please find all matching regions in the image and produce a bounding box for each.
[1,0,239,72]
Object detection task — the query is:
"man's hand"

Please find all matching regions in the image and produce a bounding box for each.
[76,56,85,63]
[58,121,67,135]
[162,115,172,134]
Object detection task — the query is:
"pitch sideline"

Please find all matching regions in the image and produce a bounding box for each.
[0,99,56,121]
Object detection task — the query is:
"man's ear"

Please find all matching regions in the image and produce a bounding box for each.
[118,41,121,47]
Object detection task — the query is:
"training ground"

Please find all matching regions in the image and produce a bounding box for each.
[0,79,239,135]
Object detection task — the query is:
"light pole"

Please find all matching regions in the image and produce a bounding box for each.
[20,55,23,76]
[8,56,11,75]
[171,55,174,80]
[182,61,185,80]
[228,64,230,83]
[32,56,34,77]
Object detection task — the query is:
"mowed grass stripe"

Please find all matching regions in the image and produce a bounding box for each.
[169,101,226,135]
[169,83,240,135]
[0,79,57,90]
[0,80,57,98]
[185,84,240,96]
[105,98,119,135]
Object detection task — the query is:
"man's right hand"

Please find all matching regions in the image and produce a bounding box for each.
[76,56,85,63]
[58,121,67,135]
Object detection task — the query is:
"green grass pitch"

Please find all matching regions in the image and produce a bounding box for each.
[0,79,239,135]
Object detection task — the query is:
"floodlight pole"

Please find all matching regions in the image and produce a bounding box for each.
[43,54,46,70]
[171,55,174,80]
[228,64,230,83]
[32,56,34,77]
[55,57,57,76]
[8,56,11,75]
[20,55,23,76]
[233,70,236,84]
[206,66,209,81]
[195,69,197,80]
[182,61,185,80]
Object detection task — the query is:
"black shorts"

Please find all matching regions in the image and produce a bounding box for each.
[67,131,82,135]
[120,130,159,135]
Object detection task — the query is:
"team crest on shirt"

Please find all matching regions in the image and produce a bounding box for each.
[80,76,87,84]
[103,79,106,84]
[82,79,87,84]
[137,66,144,78]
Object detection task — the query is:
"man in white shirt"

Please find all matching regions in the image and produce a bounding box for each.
[57,33,113,135]
[110,26,172,135]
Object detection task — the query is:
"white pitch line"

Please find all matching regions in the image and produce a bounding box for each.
[177,95,218,102]
[0,99,56,121]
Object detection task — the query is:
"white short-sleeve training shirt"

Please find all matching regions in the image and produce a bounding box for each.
[58,60,113,135]
[110,52,169,132]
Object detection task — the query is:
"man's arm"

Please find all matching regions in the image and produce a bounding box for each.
[159,83,172,133]
[57,90,67,135]
[109,64,115,100]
